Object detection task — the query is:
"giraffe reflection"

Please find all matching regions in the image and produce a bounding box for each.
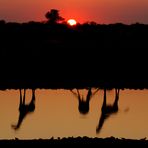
[96,88,120,133]
[71,88,99,115]
[11,89,36,130]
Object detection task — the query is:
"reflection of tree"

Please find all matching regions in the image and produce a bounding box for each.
[96,88,120,134]
[45,9,64,24]
[11,89,36,130]
[71,88,99,115]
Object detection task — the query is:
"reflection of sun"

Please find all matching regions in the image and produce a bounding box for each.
[67,19,77,26]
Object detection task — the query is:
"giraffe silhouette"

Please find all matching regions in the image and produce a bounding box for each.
[71,88,99,115]
[96,88,120,133]
[11,89,36,130]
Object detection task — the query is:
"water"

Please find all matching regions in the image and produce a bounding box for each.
[0,88,148,139]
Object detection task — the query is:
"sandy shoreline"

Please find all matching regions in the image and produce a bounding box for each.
[0,79,148,90]
[0,137,148,147]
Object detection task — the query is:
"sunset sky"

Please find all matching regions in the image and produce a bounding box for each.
[0,0,148,24]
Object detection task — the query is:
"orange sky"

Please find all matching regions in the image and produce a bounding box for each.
[0,0,148,24]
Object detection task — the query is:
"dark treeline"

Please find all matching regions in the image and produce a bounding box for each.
[0,18,148,88]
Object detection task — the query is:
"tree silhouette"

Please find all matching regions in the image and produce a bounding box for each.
[45,9,64,24]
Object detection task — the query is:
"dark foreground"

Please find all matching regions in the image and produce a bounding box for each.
[1,22,148,89]
[0,137,148,147]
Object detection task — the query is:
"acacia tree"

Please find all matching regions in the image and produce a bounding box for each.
[45,9,64,24]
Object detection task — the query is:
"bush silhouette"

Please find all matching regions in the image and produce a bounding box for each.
[45,9,64,24]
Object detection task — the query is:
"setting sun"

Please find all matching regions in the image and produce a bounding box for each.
[67,19,77,26]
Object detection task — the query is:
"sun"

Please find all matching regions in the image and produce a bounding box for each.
[67,19,77,26]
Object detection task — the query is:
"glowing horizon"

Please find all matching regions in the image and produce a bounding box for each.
[67,19,77,26]
[0,0,148,24]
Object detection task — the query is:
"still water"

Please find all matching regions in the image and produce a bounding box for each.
[0,88,148,139]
